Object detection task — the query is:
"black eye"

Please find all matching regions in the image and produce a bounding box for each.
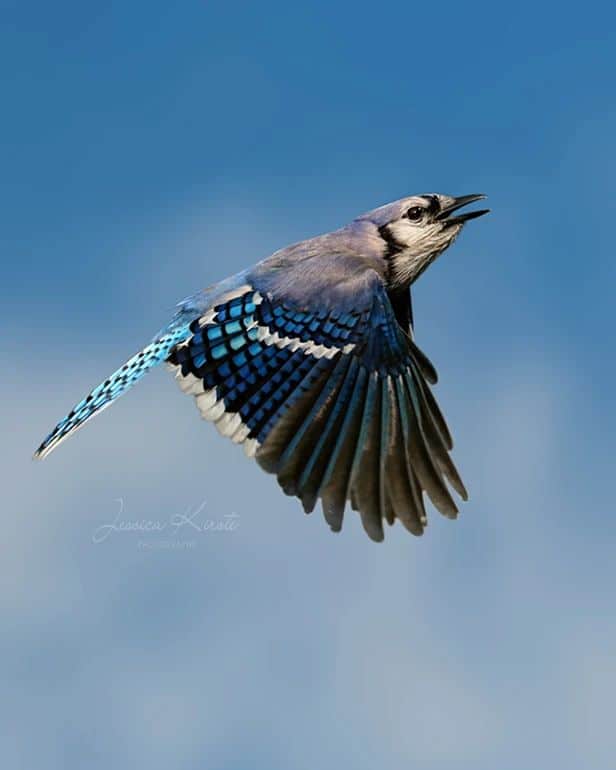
[406,206,424,221]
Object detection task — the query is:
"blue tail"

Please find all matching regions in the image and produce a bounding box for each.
[34,325,190,460]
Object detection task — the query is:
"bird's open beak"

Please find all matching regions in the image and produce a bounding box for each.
[436,194,490,226]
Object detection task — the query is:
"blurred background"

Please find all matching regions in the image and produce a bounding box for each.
[2,2,615,768]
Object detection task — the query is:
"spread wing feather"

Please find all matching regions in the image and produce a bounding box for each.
[169,272,466,540]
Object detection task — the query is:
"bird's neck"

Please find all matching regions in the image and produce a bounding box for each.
[386,247,435,289]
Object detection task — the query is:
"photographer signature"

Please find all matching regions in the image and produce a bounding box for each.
[92,498,239,544]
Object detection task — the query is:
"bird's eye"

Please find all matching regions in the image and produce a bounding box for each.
[406,206,424,222]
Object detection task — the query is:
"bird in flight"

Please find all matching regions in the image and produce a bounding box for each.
[35,193,489,541]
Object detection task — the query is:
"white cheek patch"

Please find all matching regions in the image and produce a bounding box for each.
[387,219,460,286]
[387,218,421,245]
[388,219,448,252]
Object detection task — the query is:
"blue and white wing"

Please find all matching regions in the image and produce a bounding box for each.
[168,275,466,541]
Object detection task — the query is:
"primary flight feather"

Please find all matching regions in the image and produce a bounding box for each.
[35,193,489,541]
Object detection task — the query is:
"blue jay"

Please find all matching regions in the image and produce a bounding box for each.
[35,193,488,541]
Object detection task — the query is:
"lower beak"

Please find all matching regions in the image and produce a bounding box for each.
[436,194,490,226]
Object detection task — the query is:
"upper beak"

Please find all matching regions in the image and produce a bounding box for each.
[436,194,490,226]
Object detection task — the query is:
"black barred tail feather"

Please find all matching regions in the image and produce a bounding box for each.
[33,326,190,460]
[170,281,467,541]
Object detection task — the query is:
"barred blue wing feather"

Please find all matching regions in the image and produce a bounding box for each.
[168,273,466,541]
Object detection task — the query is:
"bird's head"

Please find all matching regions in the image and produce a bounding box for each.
[357,193,489,288]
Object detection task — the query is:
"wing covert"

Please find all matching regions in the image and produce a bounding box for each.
[167,273,466,541]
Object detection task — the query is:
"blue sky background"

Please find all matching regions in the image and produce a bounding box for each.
[2,2,615,768]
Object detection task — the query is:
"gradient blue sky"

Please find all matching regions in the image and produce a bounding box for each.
[2,2,616,769]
